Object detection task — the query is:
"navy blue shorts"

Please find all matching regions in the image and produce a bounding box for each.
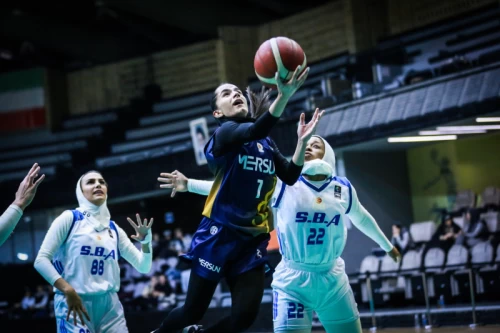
[181,217,270,281]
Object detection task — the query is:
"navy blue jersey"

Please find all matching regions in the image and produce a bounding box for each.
[203,134,277,236]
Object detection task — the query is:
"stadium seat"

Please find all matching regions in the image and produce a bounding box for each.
[452,189,477,213]
[481,186,500,210]
[409,221,437,250]
[445,245,471,302]
[400,249,423,300]
[375,255,404,305]
[423,247,447,300]
[352,255,381,304]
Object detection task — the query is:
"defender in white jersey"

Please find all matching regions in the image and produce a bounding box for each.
[175,135,401,333]
[34,171,154,333]
[269,135,401,333]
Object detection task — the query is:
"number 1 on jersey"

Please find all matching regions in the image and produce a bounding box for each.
[256,179,263,198]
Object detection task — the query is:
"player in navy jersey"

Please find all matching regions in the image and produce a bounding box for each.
[153,65,324,333]
[165,135,401,333]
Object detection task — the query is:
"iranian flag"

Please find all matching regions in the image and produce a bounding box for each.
[0,68,46,132]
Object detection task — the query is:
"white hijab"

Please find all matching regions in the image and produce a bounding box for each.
[301,135,336,178]
[76,173,111,232]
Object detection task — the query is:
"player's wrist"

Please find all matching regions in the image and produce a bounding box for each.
[138,230,152,244]
[12,199,27,211]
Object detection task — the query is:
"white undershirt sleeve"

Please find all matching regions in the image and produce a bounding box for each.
[347,185,394,252]
[187,179,213,196]
[0,205,23,246]
[34,210,74,285]
[116,226,152,274]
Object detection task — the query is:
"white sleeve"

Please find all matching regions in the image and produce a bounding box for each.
[347,185,394,252]
[187,179,213,196]
[34,210,74,285]
[116,226,152,274]
[0,205,23,247]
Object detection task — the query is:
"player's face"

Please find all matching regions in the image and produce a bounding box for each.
[304,137,325,161]
[213,84,248,118]
[81,172,107,206]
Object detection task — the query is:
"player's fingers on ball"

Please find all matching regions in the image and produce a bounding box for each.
[298,67,310,82]
[147,218,154,228]
[274,72,281,86]
[160,184,174,189]
[136,213,142,223]
[143,218,148,226]
[293,65,302,80]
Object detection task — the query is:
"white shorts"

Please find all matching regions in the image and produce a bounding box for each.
[54,292,128,333]
[271,259,359,332]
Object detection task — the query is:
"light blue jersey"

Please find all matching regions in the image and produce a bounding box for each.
[52,210,121,295]
[271,175,353,266]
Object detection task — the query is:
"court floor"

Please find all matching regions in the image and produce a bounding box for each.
[250,327,500,333]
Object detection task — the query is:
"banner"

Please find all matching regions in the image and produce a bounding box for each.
[189,117,209,166]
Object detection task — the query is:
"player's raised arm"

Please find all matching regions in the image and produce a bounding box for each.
[0,163,44,246]
[346,183,402,263]
[118,213,154,274]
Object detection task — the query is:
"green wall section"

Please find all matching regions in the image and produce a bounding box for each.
[407,132,500,222]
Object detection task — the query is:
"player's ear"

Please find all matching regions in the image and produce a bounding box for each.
[213,109,223,118]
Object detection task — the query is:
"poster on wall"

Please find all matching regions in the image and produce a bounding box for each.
[189,117,209,166]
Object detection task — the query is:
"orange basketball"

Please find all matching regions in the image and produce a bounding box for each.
[254,37,307,88]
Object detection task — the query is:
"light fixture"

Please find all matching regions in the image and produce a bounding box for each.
[476,117,500,123]
[17,253,28,261]
[388,135,457,143]
[419,130,487,135]
[437,125,500,131]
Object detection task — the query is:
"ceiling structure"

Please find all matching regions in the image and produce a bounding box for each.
[0,0,330,72]
[336,110,500,153]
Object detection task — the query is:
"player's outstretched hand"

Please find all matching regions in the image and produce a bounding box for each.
[13,163,45,210]
[127,213,154,242]
[65,288,90,326]
[297,108,325,142]
[388,246,402,264]
[158,170,188,198]
[275,64,310,100]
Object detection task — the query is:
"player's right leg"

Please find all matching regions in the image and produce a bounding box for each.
[273,289,313,333]
[54,294,94,333]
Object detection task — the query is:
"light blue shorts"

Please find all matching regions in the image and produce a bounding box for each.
[54,292,128,333]
[271,260,359,332]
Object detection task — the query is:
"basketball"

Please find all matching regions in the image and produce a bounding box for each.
[254,37,307,88]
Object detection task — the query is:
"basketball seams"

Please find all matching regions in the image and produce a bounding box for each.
[256,44,277,78]
[254,37,306,87]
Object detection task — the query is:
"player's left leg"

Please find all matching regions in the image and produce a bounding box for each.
[316,286,361,333]
[98,293,128,333]
[322,318,362,333]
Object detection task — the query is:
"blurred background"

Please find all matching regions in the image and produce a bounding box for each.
[0,0,499,332]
